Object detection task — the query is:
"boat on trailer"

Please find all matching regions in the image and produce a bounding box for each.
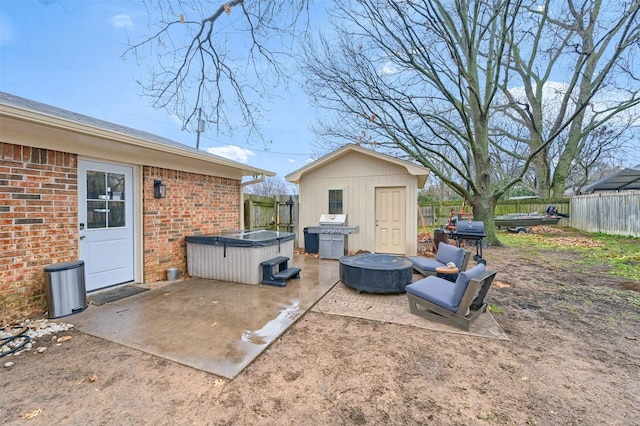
[495,213,563,227]
[495,206,568,232]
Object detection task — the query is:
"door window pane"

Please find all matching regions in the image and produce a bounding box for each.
[108,173,125,201]
[108,201,125,227]
[86,171,106,200]
[87,201,108,229]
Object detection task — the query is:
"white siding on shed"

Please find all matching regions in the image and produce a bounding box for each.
[298,150,420,255]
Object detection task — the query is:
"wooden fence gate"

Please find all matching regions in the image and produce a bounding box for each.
[244,194,299,234]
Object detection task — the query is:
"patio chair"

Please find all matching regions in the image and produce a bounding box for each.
[408,242,471,277]
[405,264,497,331]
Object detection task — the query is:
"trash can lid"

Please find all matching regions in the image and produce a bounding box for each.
[44,260,85,272]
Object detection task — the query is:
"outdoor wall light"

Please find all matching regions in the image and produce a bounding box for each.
[154,179,166,198]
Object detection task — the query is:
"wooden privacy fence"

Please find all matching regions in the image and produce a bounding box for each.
[418,198,571,229]
[570,191,640,237]
[244,194,299,233]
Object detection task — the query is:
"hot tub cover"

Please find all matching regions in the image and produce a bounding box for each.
[186,230,296,248]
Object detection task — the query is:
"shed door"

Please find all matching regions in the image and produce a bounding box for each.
[375,187,406,254]
[78,160,135,291]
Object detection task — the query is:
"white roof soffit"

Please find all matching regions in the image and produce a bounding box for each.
[285,144,430,186]
[0,93,274,179]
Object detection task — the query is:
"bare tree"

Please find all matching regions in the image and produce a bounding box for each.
[244,176,293,196]
[302,0,527,245]
[124,0,310,141]
[564,123,639,194]
[496,0,640,197]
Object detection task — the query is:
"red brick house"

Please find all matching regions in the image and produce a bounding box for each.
[0,92,273,322]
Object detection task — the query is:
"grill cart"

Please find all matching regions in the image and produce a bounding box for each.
[306,214,359,259]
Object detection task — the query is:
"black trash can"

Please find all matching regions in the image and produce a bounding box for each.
[44,260,87,319]
[303,227,319,254]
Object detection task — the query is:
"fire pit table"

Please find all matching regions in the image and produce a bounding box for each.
[339,253,413,294]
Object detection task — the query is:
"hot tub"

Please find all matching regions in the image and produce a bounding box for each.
[186,230,296,285]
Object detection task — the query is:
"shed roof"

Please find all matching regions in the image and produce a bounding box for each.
[581,164,640,193]
[0,91,274,179]
[285,144,430,187]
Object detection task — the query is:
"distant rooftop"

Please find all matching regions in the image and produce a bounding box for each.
[581,164,640,193]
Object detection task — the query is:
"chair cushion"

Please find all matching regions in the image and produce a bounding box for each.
[406,276,457,311]
[407,256,445,272]
[450,264,486,309]
[435,242,465,268]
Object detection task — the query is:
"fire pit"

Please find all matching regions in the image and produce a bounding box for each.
[339,253,413,294]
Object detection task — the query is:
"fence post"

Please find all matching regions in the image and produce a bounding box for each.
[244,199,253,230]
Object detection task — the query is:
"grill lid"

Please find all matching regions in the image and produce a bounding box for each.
[318,214,346,226]
[455,220,486,236]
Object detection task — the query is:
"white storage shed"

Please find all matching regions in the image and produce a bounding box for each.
[286,144,430,256]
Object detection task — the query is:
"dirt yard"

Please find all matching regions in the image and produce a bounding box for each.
[2,228,639,425]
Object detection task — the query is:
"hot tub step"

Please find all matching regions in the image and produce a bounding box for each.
[263,268,301,287]
[261,257,301,287]
[274,267,301,280]
[262,267,301,287]
[261,256,290,267]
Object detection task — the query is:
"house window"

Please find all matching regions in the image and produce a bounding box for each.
[328,189,343,214]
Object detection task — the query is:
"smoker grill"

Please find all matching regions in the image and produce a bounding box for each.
[452,220,487,264]
[306,214,359,259]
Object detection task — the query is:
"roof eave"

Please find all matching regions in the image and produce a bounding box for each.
[0,103,274,178]
[286,144,429,185]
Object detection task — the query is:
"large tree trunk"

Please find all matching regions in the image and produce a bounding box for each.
[550,141,577,198]
[532,156,551,197]
[469,194,500,248]
[470,130,502,247]
[531,143,551,198]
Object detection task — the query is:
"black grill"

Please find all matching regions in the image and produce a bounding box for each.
[455,220,486,238]
[452,220,486,265]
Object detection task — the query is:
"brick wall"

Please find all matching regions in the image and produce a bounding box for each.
[143,167,240,282]
[1,143,78,322]
[0,144,240,321]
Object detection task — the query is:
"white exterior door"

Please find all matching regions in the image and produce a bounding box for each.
[79,160,135,291]
[375,187,406,254]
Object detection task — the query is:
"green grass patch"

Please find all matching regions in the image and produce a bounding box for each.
[612,289,640,309]
[497,228,640,282]
[487,304,505,314]
[477,410,512,424]
[566,305,580,316]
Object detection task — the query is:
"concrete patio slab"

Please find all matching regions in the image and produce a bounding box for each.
[70,254,506,381]
[71,254,339,379]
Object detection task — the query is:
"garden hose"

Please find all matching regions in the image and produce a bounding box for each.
[0,326,31,358]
